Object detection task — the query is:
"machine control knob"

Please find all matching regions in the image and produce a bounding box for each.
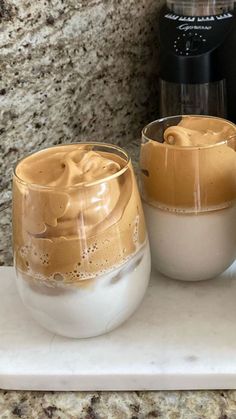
[174,32,207,55]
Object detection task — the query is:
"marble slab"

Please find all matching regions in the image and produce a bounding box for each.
[1,266,236,391]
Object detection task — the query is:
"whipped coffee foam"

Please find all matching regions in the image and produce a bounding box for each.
[141,116,236,211]
[13,144,146,285]
[164,116,236,147]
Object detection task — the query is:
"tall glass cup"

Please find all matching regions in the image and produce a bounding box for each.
[13,143,151,338]
[140,115,236,281]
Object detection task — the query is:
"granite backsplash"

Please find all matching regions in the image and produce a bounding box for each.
[0,0,162,265]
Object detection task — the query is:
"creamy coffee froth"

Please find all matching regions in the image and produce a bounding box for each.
[140,116,236,210]
[164,116,235,147]
[13,144,146,285]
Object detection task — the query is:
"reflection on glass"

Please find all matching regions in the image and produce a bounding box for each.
[140,115,236,281]
[13,143,150,338]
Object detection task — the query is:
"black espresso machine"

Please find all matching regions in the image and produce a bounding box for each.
[159,0,236,121]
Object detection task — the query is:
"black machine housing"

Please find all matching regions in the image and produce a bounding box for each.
[159,5,236,121]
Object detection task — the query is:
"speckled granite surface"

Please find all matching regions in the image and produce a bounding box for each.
[1,390,236,418]
[0,0,160,263]
[0,0,160,205]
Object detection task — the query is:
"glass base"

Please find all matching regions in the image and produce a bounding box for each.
[15,244,151,338]
[144,202,236,281]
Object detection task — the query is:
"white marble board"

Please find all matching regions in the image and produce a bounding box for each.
[1,266,236,391]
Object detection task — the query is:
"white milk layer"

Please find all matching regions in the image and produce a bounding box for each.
[144,202,236,281]
[16,243,151,338]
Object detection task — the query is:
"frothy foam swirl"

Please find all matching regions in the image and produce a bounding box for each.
[164,116,235,147]
[140,116,236,210]
[13,144,146,284]
[16,145,121,187]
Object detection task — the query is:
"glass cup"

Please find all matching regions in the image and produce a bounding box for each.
[140,115,236,281]
[13,143,151,338]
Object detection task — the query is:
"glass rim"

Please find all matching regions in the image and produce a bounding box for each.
[13,142,131,190]
[142,115,236,151]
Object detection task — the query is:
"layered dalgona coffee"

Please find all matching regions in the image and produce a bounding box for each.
[140,116,236,281]
[13,144,150,338]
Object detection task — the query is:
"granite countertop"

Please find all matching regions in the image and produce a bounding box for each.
[1,390,236,418]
